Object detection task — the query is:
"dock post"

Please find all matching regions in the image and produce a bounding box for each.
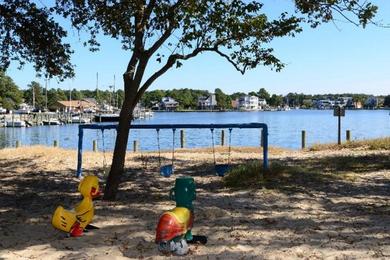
[346,130,351,142]
[53,140,58,147]
[16,140,20,148]
[133,140,138,152]
[93,140,98,152]
[221,130,225,146]
[180,130,185,148]
[301,130,306,149]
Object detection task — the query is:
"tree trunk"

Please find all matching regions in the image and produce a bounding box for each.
[103,81,137,200]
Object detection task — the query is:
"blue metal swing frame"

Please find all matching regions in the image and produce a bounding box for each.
[76,123,269,178]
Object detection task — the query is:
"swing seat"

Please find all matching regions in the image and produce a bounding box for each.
[215,164,230,177]
[160,164,174,177]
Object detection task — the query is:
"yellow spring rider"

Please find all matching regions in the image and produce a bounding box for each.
[52,176,101,237]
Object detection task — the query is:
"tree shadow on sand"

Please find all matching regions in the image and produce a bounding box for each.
[0,152,389,258]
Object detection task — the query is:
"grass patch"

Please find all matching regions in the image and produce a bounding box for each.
[309,137,390,151]
[223,161,316,190]
[222,156,376,190]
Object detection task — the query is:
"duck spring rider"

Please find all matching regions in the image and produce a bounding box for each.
[155,176,207,255]
[52,176,100,237]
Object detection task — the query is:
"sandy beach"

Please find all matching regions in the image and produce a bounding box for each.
[0,145,389,259]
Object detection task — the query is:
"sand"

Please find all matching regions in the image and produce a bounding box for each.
[0,146,389,259]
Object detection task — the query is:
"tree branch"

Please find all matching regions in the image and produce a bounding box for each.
[135,46,215,103]
[146,0,184,56]
[215,49,246,74]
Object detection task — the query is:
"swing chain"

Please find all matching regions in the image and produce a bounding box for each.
[172,128,176,167]
[228,128,232,165]
[101,129,108,176]
[156,129,161,168]
[210,128,216,166]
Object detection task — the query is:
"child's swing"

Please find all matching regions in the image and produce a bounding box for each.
[98,129,109,176]
[156,128,176,177]
[211,128,232,177]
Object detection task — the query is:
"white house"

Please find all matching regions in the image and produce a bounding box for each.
[314,99,334,109]
[258,98,267,110]
[160,97,179,111]
[239,95,259,110]
[198,94,217,109]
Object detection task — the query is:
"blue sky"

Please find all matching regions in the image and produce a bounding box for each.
[6,0,390,95]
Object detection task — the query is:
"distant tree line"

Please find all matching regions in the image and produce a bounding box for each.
[1,71,389,110]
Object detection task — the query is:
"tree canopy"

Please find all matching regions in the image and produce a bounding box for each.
[0,71,23,109]
[0,0,380,200]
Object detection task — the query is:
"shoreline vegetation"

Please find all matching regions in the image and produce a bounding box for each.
[1,71,390,112]
[0,137,389,258]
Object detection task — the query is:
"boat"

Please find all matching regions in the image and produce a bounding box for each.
[5,120,26,127]
[70,116,91,124]
[43,119,62,125]
[94,113,120,122]
[144,110,154,117]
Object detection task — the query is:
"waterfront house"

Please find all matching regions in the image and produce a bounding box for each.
[258,98,267,110]
[365,96,378,109]
[239,95,259,110]
[198,94,217,110]
[231,99,239,110]
[313,99,334,109]
[160,97,179,111]
[56,99,98,113]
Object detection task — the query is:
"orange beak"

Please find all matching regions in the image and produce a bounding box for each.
[90,187,101,198]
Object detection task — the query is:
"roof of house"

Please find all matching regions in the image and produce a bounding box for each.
[57,100,96,107]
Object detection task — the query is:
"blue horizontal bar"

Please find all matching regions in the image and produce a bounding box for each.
[79,123,268,130]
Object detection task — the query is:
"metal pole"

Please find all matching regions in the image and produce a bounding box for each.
[221,130,225,146]
[76,125,84,178]
[260,129,264,147]
[262,126,268,171]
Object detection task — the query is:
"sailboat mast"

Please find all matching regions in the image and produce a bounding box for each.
[113,74,116,108]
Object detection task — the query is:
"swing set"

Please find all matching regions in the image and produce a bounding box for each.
[76,123,268,178]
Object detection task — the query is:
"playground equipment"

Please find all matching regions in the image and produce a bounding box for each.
[52,176,100,237]
[211,128,232,176]
[156,128,176,177]
[76,123,269,178]
[155,176,206,255]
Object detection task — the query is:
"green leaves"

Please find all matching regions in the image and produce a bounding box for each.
[0,71,23,109]
[0,0,74,80]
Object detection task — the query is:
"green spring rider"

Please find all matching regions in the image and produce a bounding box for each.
[155,176,207,255]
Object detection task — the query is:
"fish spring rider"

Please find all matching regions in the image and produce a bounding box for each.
[155,176,207,255]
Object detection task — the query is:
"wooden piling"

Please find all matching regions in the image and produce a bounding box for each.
[133,140,138,152]
[53,140,58,147]
[93,140,98,152]
[16,140,20,148]
[221,130,225,146]
[301,130,306,149]
[346,130,351,142]
[180,130,185,148]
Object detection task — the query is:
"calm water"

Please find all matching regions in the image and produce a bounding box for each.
[0,110,389,151]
